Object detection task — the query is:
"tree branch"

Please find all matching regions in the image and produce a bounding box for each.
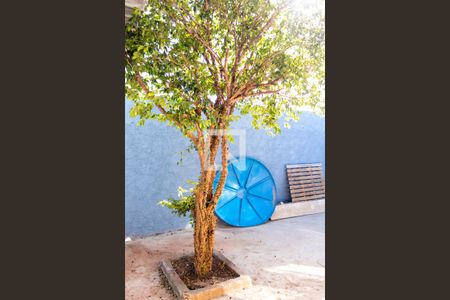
[126,55,198,144]
[231,89,282,104]
[164,0,222,66]
[240,1,289,56]
[208,134,228,212]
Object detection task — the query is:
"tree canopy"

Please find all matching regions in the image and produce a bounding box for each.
[125,0,324,139]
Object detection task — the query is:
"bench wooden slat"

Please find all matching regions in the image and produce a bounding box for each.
[289,176,323,181]
[289,183,324,188]
[290,181,325,187]
[286,163,322,168]
[289,181,323,187]
[290,189,324,195]
[292,194,325,202]
[288,171,323,176]
[289,182,324,189]
[292,194,325,201]
[287,165,322,170]
[292,194,324,200]
[288,177,325,184]
[287,170,323,176]
[287,167,322,173]
[290,186,325,193]
[288,174,323,181]
[291,187,325,195]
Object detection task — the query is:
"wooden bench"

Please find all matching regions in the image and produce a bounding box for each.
[270,163,325,220]
[287,163,325,202]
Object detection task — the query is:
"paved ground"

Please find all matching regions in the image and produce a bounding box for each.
[125,213,325,300]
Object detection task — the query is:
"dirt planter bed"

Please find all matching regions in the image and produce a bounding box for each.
[160,252,252,300]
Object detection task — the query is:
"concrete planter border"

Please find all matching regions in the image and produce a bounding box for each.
[160,252,252,300]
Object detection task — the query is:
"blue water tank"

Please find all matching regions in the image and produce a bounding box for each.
[214,157,276,227]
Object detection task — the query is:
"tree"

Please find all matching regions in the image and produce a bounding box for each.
[125,0,324,277]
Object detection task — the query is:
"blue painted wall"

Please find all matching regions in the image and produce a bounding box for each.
[125,100,325,236]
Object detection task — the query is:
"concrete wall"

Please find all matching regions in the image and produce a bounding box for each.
[125,100,325,236]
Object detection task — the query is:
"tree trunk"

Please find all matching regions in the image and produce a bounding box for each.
[193,192,217,277]
[193,134,229,277]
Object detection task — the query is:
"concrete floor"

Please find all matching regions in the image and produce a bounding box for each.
[125,213,325,300]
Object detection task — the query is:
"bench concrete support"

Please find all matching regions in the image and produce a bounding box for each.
[270,199,325,220]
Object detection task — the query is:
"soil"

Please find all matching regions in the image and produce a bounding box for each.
[171,255,239,290]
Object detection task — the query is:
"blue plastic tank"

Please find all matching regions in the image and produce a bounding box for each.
[214,157,276,227]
